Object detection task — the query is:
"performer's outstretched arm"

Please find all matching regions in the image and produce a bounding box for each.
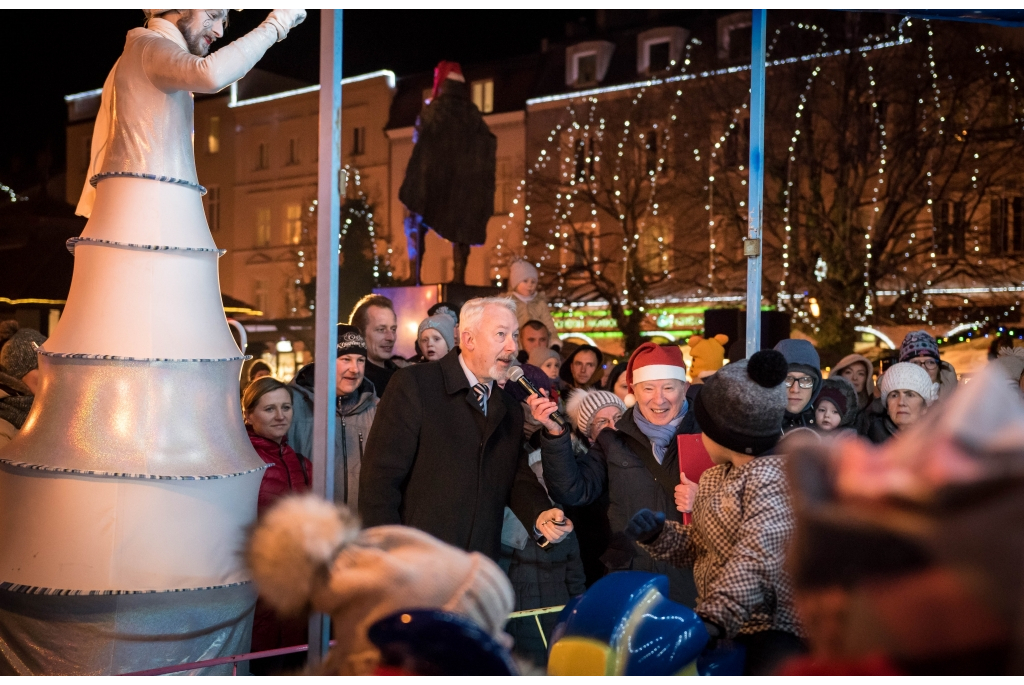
[145,10,306,94]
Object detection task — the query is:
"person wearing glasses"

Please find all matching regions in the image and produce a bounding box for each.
[897,330,958,400]
[773,339,822,432]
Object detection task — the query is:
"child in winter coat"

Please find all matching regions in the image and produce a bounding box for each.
[625,350,806,675]
[508,260,558,345]
[813,377,859,433]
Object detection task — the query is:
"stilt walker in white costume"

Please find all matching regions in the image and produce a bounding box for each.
[0,9,305,675]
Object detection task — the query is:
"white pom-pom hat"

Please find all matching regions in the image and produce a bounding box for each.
[623,342,689,407]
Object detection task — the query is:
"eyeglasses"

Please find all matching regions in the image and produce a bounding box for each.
[784,376,814,389]
[910,359,938,370]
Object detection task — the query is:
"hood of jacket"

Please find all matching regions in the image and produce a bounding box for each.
[832,353,876,408]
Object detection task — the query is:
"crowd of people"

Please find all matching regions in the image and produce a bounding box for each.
[228,253,1024,673]
[5,256,1024,674]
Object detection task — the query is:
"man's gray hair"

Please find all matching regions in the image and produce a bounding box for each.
[459,297,518,335]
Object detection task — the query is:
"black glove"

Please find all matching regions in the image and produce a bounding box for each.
[625,509,665,544]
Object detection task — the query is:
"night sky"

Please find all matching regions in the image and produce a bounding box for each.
[0,9,593,194]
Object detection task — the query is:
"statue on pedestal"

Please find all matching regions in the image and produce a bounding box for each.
[399,61,497,285]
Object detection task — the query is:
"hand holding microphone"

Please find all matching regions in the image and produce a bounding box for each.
[511,366,568,433]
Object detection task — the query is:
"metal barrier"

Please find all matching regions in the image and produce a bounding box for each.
[119,606,565,676]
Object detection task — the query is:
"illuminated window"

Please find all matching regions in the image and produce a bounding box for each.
[256,207,272,247]
[352,127,366,156]
[254,279,268,316]
[472,79,494,113]
[208,116,220,154]
[256,142,270,170]
[204,185,221,232]
[286,203,302,244]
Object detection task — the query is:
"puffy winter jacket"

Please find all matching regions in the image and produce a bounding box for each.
[289,370,378,509]
[247,425,311,513]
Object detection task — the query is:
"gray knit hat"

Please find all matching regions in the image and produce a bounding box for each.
[694,350,788,456]
[418,314,455,351]
[565,388,626,438]
[0,328,46,380]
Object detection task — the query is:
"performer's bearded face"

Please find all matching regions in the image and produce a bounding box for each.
[176,9,229,57]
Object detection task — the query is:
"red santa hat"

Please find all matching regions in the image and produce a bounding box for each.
[431,61,465,100]
[624,342,689,407]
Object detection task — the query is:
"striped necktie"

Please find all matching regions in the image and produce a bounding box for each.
[472,382,489,416]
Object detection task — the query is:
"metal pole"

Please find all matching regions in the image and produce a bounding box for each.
[308,8,342,666]
[745,9,767,358]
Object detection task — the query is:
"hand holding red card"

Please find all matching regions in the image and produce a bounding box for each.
[677,433,715,525]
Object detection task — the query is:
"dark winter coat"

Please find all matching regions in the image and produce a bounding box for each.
[505,529,586,665]
[288,369,378,509]
[398,79,496,246]
[501,448,587,665]
[358,348,552,561]
[363,358,401,399]
[866,412,899,444]
[247,426,311,513]
[782,405,817,433]
[539,404,700,605]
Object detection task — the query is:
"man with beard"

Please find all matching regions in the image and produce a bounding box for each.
[359,297,572,560]
[77,8,306,216]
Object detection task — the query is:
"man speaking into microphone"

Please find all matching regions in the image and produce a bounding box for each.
[359,297,571,560]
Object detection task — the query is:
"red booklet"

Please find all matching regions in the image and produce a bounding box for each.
[676,434,715,524]
[677,433,714,482]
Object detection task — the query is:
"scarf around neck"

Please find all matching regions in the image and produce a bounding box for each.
[633,402,687,464]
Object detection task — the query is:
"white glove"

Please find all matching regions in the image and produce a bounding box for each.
[265,9,307,42]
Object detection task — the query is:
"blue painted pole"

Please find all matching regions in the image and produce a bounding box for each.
[745,9,767,358]
[308,8,342,666]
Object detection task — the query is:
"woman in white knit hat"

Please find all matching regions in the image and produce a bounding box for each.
[507,259,558,344]
[867,362,938,444]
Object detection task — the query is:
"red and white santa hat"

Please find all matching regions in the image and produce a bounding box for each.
[624,342,689,407]
[431,61,465,100]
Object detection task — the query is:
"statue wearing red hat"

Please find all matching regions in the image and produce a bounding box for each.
[399,60,497,284]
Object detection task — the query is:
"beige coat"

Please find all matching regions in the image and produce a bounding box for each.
[511,292,558,344]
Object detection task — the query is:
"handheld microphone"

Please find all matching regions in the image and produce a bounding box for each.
[507,366,568,430]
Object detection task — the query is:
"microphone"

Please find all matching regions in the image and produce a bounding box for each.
[507,366,568,430]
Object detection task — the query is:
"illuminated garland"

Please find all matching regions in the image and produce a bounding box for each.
[293,164,393,315]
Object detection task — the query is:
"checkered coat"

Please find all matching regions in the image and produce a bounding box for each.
[639,455,804,639]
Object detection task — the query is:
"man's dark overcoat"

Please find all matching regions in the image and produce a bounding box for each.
[359,348,551,560]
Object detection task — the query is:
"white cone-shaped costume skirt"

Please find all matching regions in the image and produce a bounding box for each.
[0,177,266,675]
